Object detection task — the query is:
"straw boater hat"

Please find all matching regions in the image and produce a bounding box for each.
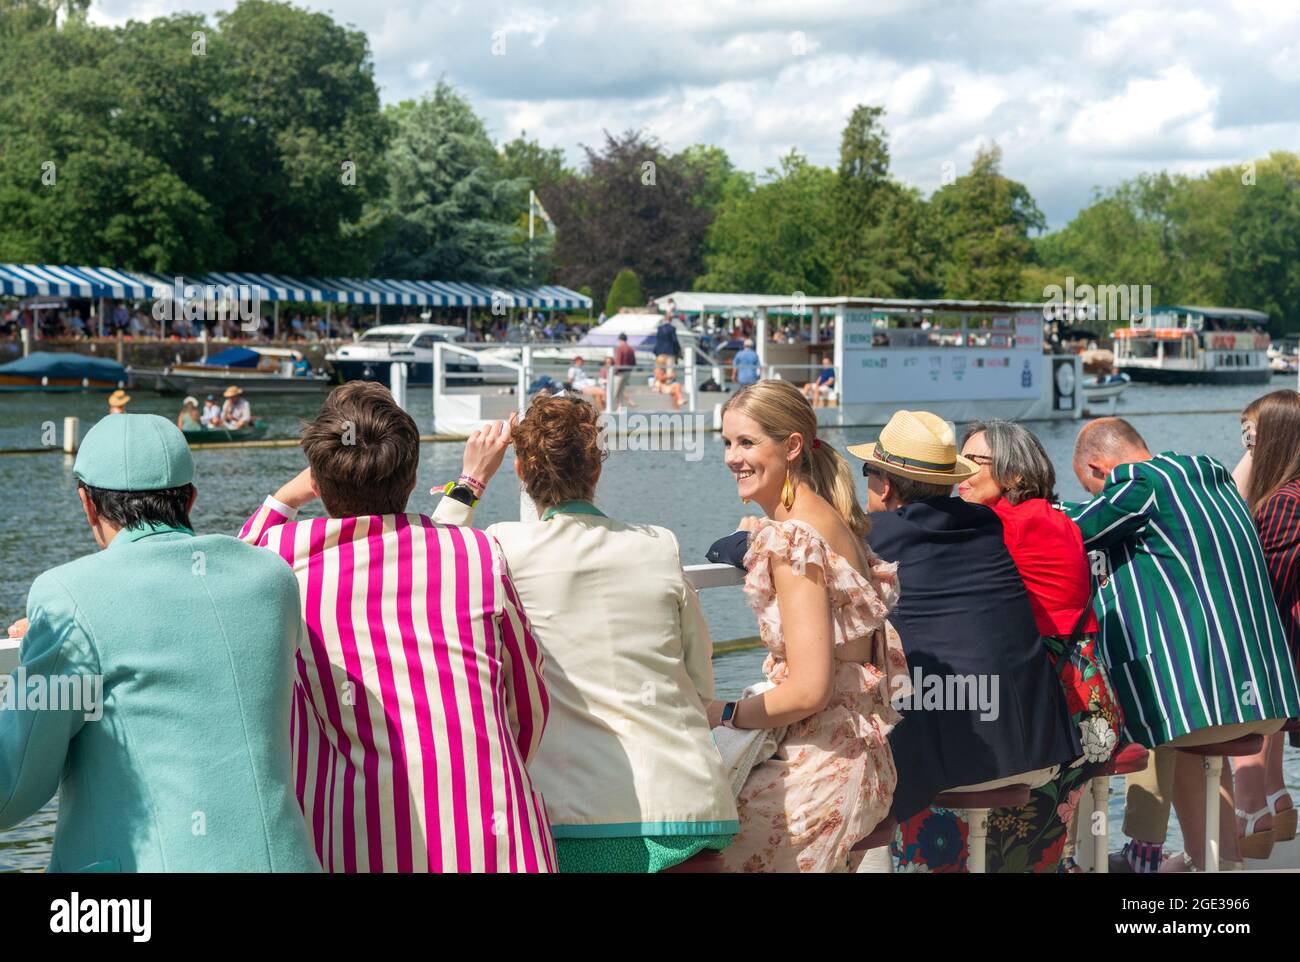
[847,410,979,485]
[222,385,243,398]
[108,389,131,407]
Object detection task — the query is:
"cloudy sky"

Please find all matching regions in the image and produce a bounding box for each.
[88,0,1300,228]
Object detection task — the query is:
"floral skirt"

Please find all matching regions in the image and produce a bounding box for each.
[893,634,1123,873]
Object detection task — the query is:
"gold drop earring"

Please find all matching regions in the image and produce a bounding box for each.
[781,466,795,510]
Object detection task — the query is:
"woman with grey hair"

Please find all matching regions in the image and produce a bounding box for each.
[895,419,1123,873]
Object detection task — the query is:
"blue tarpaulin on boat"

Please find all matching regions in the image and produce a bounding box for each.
[0,351,127,381]
[202,347,261,368]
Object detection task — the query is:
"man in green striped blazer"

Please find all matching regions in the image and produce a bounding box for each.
[1067,418,1300,871]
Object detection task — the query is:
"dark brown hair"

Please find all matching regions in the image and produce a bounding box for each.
[1246,390,1300,513]
[513,394,606,509]
[301,381,420,516]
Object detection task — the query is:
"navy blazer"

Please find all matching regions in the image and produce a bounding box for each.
[867,498,1080,820]
[652,323,682,359]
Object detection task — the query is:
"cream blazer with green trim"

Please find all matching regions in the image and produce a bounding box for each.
[433,498,738,838]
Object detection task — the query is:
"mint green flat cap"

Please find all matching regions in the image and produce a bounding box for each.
[74,413,194,490]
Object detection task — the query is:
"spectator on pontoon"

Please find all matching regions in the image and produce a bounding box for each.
[894,419,1120,873]
[731,338,760,386]
[801,356,836,408]
[565,356,606,408]
[652,317,682,379]
[1,414,318,871]
[700,380,907,872]
[1066,417,1300,872]
[612,333,637,407]
[432,396,737,872]
[239,382,554,872]
[1232,392,1300,862]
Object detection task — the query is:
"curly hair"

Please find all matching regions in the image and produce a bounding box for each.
[513,394,608,509]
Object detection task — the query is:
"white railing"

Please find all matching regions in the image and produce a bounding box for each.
[0,638,18,675]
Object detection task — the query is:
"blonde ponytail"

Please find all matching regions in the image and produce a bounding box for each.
[806,440,870,538]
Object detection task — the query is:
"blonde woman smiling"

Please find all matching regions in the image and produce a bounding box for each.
[712,380,908,872]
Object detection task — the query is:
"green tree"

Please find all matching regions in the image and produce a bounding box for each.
[604,267,645,315]
[930,144,1046,299]
[546,130,713,305]
[696,150,836,295]
[372,81,530,284]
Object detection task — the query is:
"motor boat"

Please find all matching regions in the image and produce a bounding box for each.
[326,323,482,387]
[132,346,332,395]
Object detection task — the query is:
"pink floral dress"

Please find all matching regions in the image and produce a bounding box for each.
[721,518,910,873]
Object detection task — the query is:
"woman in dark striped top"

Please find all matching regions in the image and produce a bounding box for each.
[1236,390,1300,858]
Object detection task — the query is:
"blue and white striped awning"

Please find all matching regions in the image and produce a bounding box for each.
[0,264,172,299]
[0,263,592,310]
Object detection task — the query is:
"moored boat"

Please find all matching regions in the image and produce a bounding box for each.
[326,323,483,387]
[0,351,129,392]
[132,347,333,395]
[181,419,270,444]
[1114,305,1271,385]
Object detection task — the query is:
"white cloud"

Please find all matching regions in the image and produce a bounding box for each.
[84,0,1300,228]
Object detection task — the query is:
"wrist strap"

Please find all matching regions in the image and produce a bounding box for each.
[458,474,485,494]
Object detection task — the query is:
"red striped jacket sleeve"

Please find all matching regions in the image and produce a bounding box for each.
[1257,487,1300,612]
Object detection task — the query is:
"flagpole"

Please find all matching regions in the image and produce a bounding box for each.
[528,189,536,289]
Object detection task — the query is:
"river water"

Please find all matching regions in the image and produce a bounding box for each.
[0,379,1294,870]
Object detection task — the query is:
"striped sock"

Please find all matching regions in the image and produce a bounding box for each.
[1124,840,1163,873]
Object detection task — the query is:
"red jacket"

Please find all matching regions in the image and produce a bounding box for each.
[990,496,1098,637]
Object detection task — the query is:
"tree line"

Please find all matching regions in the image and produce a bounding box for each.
[2,1,1298,332]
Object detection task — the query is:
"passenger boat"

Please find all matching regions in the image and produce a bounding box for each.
[1113,305,1271,385]
[0,351,129,392]
[181,419,270,444]
[326,323,482,387]
[132,347,333,395]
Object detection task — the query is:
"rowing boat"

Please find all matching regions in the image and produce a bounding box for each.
[181,419,270,444]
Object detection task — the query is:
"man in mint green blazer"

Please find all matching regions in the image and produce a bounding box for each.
[0,414,319,872]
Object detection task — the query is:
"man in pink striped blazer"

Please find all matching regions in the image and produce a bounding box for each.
[239,382,554,872]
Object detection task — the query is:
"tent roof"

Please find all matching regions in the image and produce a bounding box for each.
[0,264,592,310]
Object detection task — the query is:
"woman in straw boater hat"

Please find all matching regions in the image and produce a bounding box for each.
[849,410,1080,872]
[107,389,131,415]
[710,379,909,872]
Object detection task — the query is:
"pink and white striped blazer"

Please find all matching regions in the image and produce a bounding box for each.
[240,497,555,873]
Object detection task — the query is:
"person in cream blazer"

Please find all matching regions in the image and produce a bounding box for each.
[433,401,738,872]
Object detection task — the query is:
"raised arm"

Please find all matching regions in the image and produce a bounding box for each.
[1062,465,1155,549]
[239,467,315,546]
[0,575,97,829]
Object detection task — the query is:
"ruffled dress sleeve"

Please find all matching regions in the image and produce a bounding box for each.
[741,519,899,655]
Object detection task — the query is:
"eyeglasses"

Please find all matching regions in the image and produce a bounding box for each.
[965,453,993,466]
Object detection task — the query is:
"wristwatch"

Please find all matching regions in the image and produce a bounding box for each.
[720,701,740,730]
[442,481,479,508]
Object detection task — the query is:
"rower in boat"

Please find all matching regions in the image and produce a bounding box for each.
[200,394,221,427]
[176,396,201,431]
[107,388,130,415]
[221,385,252,429]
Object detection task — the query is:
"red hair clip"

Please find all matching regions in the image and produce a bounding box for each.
[812,438,821,449]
